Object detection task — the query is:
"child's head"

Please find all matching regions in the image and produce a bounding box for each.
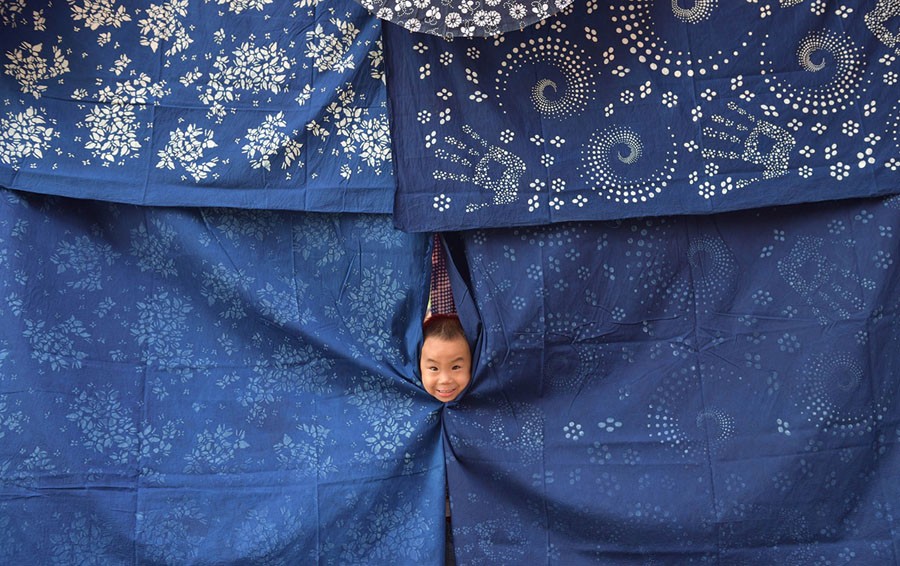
[420,314,471,402]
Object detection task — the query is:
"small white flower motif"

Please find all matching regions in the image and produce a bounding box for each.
[413,42,428,54]
[885,71,899,86]
[439,52,453,66]
[841,120,859,136]
[611,65,629,77]
[700,88,716,102]
[863,101,876,116]
[824,143,838,160]
[759,4,771,17]
[469,91,487,103]
[550,19,566,32]
[761,104,778,117]
[620,90,634,104]
[798,165,813,178]
[857,148,875,169]
[683,140,699,152]
[548,136,565,148]
[864,133,881,145]
[550,196,564,210]
[661,91,678,108]
[602,47,615,65]
[464,68,479,85]
[777,418,791,436]
[886,158,900,172]
[810,0,826,15]
[730,75,743,90]
[529,178,546,191]
[787,118,802,131]
[834,5,852,18]
[527,194,540,212]
[418,63,430,79]
[551,178,566,192]
[499,129,515,144]
[563,422,584,440]
[439,108,451,125]
[466,47,480,60]
[739,90,755,102]
[416,110,431,124]
[599,417,622,433]
[424,130,437,149]
[697,181,715,199]
[433,193,451,212]
[603,103,614,117]
[508,4,527,19]
[880,53,896,66]
[829,161,850,181]
[638,81,652,98]
[436,88,452,100]
[529,135,545,145]
[691,106,703,122]
[571,194,588,207]
[688,170,699,184]
[873,250,893,269]
[585,27,598,42]
[540,153,555,167]
[799,146,814,158]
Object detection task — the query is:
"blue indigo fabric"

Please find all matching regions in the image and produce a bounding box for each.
[387,1,900,232]
[0,0,393,212]
[0,188,447,564]
[445,194,900,563]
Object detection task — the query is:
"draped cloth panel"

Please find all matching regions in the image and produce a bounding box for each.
[0,0,394,212]
[445,194,900,563]
[0,188,446,564]
[387,0,900,232]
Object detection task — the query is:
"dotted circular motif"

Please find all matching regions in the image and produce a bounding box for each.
[671,0,717,24]
[763,30,866,115]
[799,351,889,437]
[496,37,597,120]
[647,364,738,457]
[610,2,753,78]
[545,312,606,391]
[579,126,678,204]
[687,234,737,303]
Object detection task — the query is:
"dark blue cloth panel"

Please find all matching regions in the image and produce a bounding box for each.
[387,1,900,232]
[0,0,394,212]
[0,189,445,563]
[445,195,900,563]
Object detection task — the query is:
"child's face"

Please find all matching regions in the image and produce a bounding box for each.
[420,335,471,402]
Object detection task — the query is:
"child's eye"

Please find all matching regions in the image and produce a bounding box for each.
[429,366,438,371]
[452,365,461,370]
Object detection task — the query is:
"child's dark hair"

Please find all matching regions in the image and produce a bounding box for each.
[423,314,466,341]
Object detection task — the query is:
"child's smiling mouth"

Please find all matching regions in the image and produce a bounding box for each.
[435,386,459,398]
